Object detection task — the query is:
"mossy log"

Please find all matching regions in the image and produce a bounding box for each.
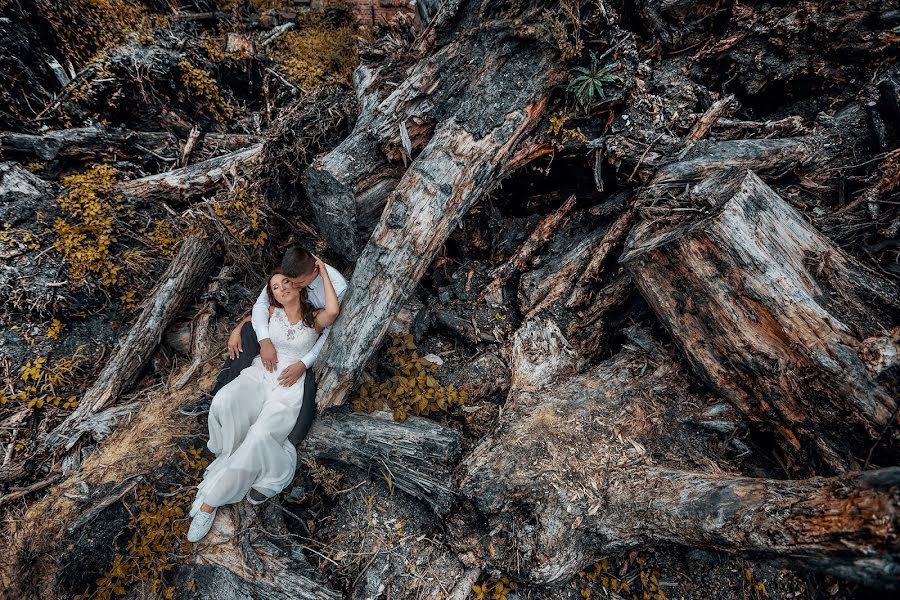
[453,319,900,589]
[622,169,899,474]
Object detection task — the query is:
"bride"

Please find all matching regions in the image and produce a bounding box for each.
[187,258,340,543]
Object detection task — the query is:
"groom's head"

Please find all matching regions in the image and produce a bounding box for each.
[282,246,318,288]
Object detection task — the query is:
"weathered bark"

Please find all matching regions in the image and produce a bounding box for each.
[0,126,259,163]
[171,266,232,390]
[565,205,635,308]
[481,194,577,299]
[301,410,462,515]
[622,169,899,473]
[313,0,564,409]
[46,236,217,450]
[189,501,340,600]
[453,319,900,589]
[518,226,609,318]
[302,0,575,261]
[115,144,263,204]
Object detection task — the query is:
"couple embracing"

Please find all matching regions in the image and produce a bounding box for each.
[186,246,347,542]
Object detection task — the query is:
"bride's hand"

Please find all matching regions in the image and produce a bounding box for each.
[278,361,306,387]
[312,255,328,277]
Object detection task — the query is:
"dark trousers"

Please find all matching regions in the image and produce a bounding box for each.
[212,322,316,446]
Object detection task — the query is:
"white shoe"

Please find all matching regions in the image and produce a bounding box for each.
[187,507,217,543]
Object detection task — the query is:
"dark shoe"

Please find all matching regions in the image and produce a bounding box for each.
[179,393,212,417]
[247,488,268,505]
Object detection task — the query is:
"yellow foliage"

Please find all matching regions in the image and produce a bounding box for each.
[302,457,344,496]
[147,220,180,258]
[73,447,211,600]
[36,0,160,67]
[267,13,359,92]
[470,575,517,600]
[4,347,87,410]
[577,553,668,600]
[549,113,587,149]
[52,164,122,286]
[47,319,64,339]
[352,334,466,422]
[178,59,235,124]
[0,224,41,252]
[206,186,269,248]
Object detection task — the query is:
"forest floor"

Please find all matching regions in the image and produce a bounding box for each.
[1,1,897,600]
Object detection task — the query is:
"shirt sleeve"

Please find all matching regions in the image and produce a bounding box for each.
[251,285,271,341]
[300,265,348,369]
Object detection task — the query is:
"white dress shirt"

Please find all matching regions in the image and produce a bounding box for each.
[251,263,348,369]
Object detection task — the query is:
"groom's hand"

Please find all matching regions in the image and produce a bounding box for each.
[278,361,306,387]
[260,339,278,372]
[227,325,243,359]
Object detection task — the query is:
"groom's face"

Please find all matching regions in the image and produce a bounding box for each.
[288,266,318,289]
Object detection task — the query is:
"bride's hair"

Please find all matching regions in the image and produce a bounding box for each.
[267,267,316,327]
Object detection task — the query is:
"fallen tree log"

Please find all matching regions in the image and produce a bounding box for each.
[0,126,259,163]
[115,144,263,204]
[300,410,461,515]
[46,236,217,450]
[622,169,899,474]
[189,501,340,600]
[313,0,570,409]
[453,319,900,589]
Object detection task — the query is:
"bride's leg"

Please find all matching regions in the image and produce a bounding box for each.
[207,370,265,455]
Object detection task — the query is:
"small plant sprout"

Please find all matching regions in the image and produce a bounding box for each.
[566,51,620,109]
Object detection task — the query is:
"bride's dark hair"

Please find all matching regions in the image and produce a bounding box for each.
[267,267,316,327]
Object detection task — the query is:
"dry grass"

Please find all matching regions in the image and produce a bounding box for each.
[0,365,217,597]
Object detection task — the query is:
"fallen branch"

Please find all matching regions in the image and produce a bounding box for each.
[46,237,217,450]
[481,194,577,300]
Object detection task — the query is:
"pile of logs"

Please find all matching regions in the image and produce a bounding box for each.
[1,1,898,599]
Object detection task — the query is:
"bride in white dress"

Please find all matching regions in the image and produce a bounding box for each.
[187,261,340,542]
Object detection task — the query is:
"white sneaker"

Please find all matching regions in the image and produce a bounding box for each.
[187,507,217,543]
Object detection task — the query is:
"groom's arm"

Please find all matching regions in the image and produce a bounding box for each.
[300,268,348,369]
[250,285,271,341]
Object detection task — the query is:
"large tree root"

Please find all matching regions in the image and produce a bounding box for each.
[622,169,899,473]
[452,319,900,589]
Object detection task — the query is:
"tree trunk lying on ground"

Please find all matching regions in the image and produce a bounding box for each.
[0,126,259,163]
[622,169,899,474]
[452,319,900,589]
[115,144,263,204]
[300,410,461,515]
[312,0,570,410]
[45,236,217,451]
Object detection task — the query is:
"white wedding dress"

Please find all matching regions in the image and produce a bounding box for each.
[190,307,319,517]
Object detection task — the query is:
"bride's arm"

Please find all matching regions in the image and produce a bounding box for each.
[313,256,340,332]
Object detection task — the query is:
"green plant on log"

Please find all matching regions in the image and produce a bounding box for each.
[566,51,619,108]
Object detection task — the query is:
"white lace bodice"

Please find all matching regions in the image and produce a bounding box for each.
[268,307,319,365]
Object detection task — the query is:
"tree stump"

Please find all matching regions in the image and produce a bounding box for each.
[622,169,899,473]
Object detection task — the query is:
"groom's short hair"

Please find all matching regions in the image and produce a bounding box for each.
[282,246,315,278]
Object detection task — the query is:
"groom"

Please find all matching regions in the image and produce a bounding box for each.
[208,246,348,450]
